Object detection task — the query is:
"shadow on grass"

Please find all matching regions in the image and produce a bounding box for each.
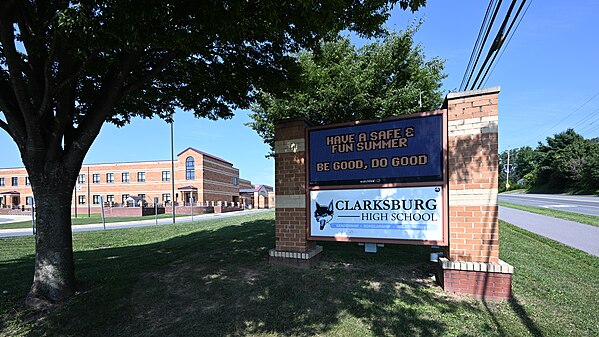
[0,217,536,337]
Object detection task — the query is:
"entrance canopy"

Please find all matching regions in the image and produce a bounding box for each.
[0,191,20,195]
[178,186,198,191]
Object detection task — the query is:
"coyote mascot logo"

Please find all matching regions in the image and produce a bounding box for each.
[314,200,334,230]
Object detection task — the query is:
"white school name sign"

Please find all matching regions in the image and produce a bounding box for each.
[309,186,443,242]
[306,112,448,245]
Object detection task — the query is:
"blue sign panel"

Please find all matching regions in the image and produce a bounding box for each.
[308,114,443,186]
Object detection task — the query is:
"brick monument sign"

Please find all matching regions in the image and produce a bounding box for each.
[269,87,513,300]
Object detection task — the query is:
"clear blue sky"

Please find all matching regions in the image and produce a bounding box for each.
[1,0,598,187]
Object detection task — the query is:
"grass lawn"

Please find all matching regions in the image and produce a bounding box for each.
[1,211,597,336]
[500,201,599,227]
[0,213,182,230]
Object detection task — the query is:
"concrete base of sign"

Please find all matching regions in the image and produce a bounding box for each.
[268,246,323,268]
[436,257,514,301]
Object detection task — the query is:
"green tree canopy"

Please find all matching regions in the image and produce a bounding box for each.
[248,26,446,154]
[536,129,587,188]
[499,129,599,193]
[0,0,426,306]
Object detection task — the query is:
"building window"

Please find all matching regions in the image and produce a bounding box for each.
[78,195,85,205]
[162,171,170,182]
[122,194,129,204]
[106,195,114,203]
[93,195,101,204]
[26,196,34,205]
[122,172,130,183]
[78,174,85,184]
[186,156,195,180]
[162,193,171,202]
[11,177,18,186]
[0,178,4,186]
[26,177,30,186]
[106,173,114,183]
[93,174,100,184]
[233,177,238,186]
[137,172,146,182]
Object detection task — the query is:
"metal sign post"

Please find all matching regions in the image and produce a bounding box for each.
[100,196,106,229]
[154,197,159,225]
[31,198,35,235]
[73,185,77,219]
[190,197,194,221]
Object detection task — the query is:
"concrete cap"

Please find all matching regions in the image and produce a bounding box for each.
[446,86,501,100]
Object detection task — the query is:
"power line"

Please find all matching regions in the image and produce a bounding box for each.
[482,0,532,88]
[520,90,599,146]
[470,0,521,90]
[577,114,599,134]
[581,123,599,138]
[462,0,504,91]
[460,0,531,91]
[460,0,497,90]
[570,106,599,130]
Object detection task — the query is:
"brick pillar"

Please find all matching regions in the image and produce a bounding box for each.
[269,118,322,267]
[438,87,514,300]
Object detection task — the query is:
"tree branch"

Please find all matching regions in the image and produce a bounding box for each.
[64,51,140,170]
[121,53,177,97]
[0,11,34,118]
[36,32,58,117]
[0,118,9,134]
[54,53,97,93]
[0,73,26,144]
[46,82,75,162]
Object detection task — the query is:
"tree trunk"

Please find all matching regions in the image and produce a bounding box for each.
[25,168,77,308]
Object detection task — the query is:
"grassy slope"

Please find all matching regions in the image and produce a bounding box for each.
[1,212,597,336]
[500,201,599,227]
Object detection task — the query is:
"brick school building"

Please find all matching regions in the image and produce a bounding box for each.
[0,147,269,213]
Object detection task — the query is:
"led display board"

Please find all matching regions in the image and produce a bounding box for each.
[306,112,447,245]
[308,113,443,186]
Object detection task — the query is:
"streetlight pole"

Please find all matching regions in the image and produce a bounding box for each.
[87,166,90,217]
[171,119,176,224]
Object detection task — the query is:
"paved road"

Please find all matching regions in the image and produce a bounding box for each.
[0,215,32,224]
[499,193,599,217]
[499,206,599,256]
[0,209,273,238]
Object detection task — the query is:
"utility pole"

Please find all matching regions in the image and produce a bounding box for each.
[505,147,511,190]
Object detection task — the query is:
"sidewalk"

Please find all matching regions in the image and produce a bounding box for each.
[0,208,273,238]
[499,206,599,256]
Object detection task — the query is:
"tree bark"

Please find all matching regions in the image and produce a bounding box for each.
[25,165,78,308]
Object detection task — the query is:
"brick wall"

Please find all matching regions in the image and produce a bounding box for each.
[438,258,512,301]
[201,156,240,202]
[273,119,315,252]
[238,178,253,190]
[445,87,500,263]
[439,87,512,301]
